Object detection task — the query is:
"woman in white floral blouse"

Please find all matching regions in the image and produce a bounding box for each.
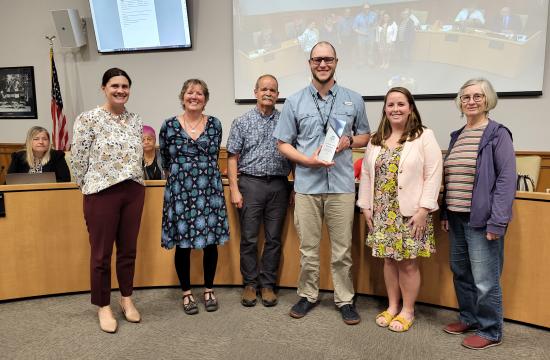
[71,68,145,333]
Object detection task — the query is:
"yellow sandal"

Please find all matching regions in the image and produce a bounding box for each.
[375,310,396,327]
[388,315,414,332]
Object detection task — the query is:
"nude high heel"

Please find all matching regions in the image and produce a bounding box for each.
[98,306,117,333]
[119,297,141,323]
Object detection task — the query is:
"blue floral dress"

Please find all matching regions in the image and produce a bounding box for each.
[159,116,229,249]
[367,145,435,260]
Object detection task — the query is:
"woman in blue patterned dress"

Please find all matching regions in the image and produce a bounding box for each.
[159,79,229,315]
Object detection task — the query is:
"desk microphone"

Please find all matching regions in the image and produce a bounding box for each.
[0,192,4,217]
[0,165,4,217]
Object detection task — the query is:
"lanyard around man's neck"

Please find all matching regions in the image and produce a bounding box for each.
[310,89,337,134]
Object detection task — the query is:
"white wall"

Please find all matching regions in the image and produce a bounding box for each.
[0,0,549,150]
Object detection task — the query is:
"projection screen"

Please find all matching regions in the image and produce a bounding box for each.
[233,0,549,101]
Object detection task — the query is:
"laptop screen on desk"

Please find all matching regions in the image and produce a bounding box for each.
[5,172,57,185]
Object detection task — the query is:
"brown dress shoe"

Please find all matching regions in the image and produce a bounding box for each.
[260,288,278,307]
[462,335,502,350]
[443,321,477,335]
[98,306,117,333]
[241,286,257,307]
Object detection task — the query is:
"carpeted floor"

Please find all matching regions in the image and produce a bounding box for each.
[1,287,548,360]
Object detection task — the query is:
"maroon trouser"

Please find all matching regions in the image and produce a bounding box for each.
[83,180,145,306]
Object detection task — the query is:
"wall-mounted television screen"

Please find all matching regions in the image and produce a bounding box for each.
[89,0,191,53]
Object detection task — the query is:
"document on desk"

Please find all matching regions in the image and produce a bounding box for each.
[318,118,346,163]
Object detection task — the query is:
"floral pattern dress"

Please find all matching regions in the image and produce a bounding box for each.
[159,116,229,249]
[367,145,435,260]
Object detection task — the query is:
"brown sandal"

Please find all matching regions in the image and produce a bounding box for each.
[204,291,218,312]
[182,294,199,315]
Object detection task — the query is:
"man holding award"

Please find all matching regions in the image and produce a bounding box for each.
[273,41,370,325]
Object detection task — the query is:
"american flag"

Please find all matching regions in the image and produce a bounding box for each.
[50,48,69,150]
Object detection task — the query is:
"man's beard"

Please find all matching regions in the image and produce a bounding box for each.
[312,69,335,84]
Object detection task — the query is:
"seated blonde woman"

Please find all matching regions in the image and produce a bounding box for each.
[7,126,70,182]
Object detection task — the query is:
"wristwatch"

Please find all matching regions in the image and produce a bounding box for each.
[347,135,354,148]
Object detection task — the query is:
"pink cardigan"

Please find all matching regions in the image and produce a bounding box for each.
[357,128,442,217]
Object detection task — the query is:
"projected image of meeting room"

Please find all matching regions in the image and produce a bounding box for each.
[233,0,548,99]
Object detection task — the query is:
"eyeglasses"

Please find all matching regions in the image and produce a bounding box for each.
[459,93,485,103]
[310,57,336,65]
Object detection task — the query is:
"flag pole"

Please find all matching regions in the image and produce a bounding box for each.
[47,35,70,151]
[46,35,57,148]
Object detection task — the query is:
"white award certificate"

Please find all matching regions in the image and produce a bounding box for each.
[318,118,347,162]
[318,126,339,162]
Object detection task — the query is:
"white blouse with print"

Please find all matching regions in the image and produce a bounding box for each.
[71,107,144,195]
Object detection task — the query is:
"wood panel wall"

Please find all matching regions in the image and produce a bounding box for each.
[2,143,549,191]
[0,143,23,184]
[1,183,549,327]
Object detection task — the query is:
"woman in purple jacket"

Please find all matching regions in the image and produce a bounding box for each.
[440,78,516,350]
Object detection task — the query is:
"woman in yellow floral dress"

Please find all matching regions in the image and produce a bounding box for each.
[357,87,442,332]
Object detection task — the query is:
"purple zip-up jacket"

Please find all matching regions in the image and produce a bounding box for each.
[441,119,516,236]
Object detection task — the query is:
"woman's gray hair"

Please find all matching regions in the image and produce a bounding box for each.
[455,78,498,115]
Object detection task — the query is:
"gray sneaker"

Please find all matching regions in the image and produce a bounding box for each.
[289,297,318,318]
[340,304,360,325]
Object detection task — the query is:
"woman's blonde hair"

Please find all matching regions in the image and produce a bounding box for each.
[24,126,51,166]
[178,79,209,109]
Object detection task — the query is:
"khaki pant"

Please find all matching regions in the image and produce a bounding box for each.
[294,193,356,306]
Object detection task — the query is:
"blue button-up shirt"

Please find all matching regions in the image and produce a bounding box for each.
[353,11,378,36]
[274,83,370,194]
[227,107,291,177]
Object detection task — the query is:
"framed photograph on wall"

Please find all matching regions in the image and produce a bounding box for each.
[0,66,37,119]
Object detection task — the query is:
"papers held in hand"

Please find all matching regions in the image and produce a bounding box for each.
[318,118,347,162]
